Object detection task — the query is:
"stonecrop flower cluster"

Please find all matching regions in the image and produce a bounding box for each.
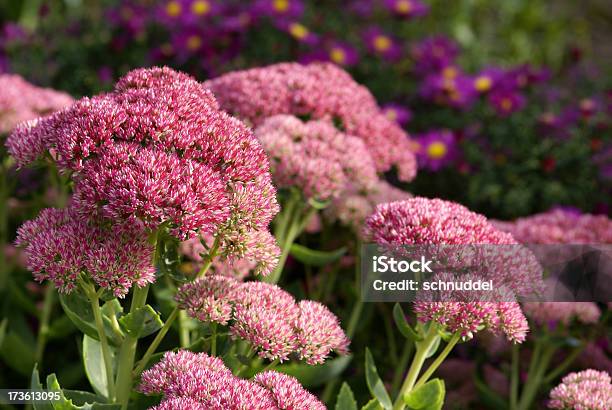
[0,73,73,133]
[254,114,378,200]
[140,350,326,410]
[10,66,281,293]
[205,62,418,182]
[365,197,543,342]
[176,275,349,364]
[523,302,601,327]
[547,369,612,410]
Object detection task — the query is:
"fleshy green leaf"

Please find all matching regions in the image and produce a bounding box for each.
[59,293,123,346]
[424,336,441,359]
[2,326,36,376]
[31,365,54,410]
[392,304,421,342]
[335,382,358,410]
[271,355,352,388]
[118,305,162,339]
[307,198,330,210]
[361,399,384,410]
[364,348,392,410]
[403,379,445,410]
[82,335,116,399]
[289,244,347,267]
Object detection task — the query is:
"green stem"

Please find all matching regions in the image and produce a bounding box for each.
[392,341,414,397]
[414,332,461,389]
[115,285,149,409]
[80,279,116,401]
[210,322,217,356]
[260,359,279,373]
[132,306,179,377]
[517,344,555,410]
[543,345,584,384]
[178,310,190,348]
[393,325,440,410]
[510,343,520,410]
[197,236,221,278]
[35,284,55,368]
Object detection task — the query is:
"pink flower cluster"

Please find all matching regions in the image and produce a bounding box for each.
[140,350,326,410]
[548,369,612,410]
[0,74,73,134]
[365,197,543,342]
[7,67,279,243]
[523,302,601,326]
[176,276,349,364]
[15,208,154,296]
[494,209,612,244]
[254,115,378,200]
[205,62,417,181]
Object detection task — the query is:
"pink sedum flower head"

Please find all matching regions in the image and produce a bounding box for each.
[255,114,379,200]
[15,207,154,296]
[0,74,73,134]
[7,67,279,243]
[175,277,349,364]
[140,350,325,409]
[205,62,418,181]
[548,369,612,410]
[523,302,601,327]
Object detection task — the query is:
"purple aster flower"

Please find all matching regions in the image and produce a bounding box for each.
[488,88,526,116]
[383,0,429,18]
[252,0,304,19]
[277,21,319,45]
[420,66,478,109]
[411,36,459,75]
[326,41,360,66]
[381,103,412,126]
[507,64,550,88]
[106,2,149,37]
[154,0,220,26]
[472,67,505,93]
[362,26,402,61]
[415,129,457,171]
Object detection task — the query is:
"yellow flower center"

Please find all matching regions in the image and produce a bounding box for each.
[191,0,210,15]
[427,142,447,159]
[373,35,391,52]
[442,66,458,79]
[396,0,412,14]
[273,0,290,12]
[385,109,397,121]
[186,35,202,50]
[289,23,308,39]
[500,98,513,111]
[474,76,492,92]
[165,1,182,17]
[330,48,346,64]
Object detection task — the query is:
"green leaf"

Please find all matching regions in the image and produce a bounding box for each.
[272,355,352,388]
[335,383,358,410]
[424,336,441,359]
[82,335,116,399]
[1,327,36,376]
[31,365,54,410]
[307,197,330,210]
[392,304,421,342]
[0,318,8,347]
[403,379,445,410]
[361,399,384,410]
[59,293,123,346]
[364,348,392,410]
[118,305,162,339]
[289,244,347,267]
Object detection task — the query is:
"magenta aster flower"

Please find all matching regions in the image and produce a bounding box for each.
[325,41,360,66]
[381,103,412,126]
[0,74,73,134]
[548,369,612,410]
[205,62,418,181]
[252,0,304,19]
[414,129,458,171]
[15,207,154,296]
[276,21,319,45]
[472,67,505,93]
[488,88,526,116]
[411,36,459,75]
[154,0,220,27]
[362,27,402,61]
[255,115,379,200]
[420,66,478,109]
[8,67,279,246]
[383,0,429,18]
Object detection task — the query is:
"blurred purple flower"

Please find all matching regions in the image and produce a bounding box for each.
[383,0,429,18]
[488,89,526,116]
[106,2,149,36]
[506,64,550,88]
[381,103,412,126]
[277,21,319,45]
[348,0,375,16]
[472,67,505,93]
[170,28,209,58]
[420,66,477,109]
[252,0,304,19]
[415,129,458,171]
[154,0,220,27]
[411,35,459,75]
[302,41,359,66]
[362,26,402,61]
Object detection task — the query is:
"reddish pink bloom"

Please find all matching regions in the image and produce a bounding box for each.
[205,62,418,181]
[548,369,612,410]
[16,208,154,296]
[0,74,73,134]
[253,371,326,410]
[523,302,601,326]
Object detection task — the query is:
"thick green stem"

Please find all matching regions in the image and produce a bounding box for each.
[35,284,55,368]
[210,322,217,356]
[414,332,461,389]
[518,344,555,410]
[543,345,584,384]
[392,341,414,397]
[393,326,440,410]
[178,310,190,348]
[81,280,116,401]
[132,307,179,377]
[510,343,520,410]
[115,285,149,409]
